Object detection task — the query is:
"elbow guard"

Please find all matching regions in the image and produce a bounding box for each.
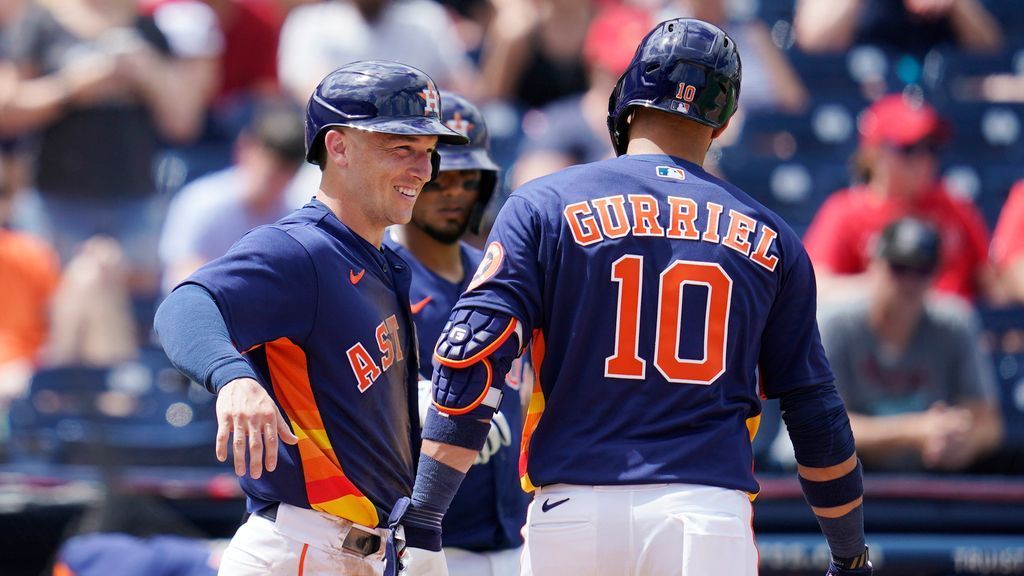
[431,307,523,419]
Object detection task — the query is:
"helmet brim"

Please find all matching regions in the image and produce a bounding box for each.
[353,116,470,145]
[437,147,500,172]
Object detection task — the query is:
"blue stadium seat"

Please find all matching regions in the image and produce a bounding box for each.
[937,102,1024,164]
[7,348,221,469]
[719,155,845,233]
[977,306,1024,470]
[981,0,1024,37]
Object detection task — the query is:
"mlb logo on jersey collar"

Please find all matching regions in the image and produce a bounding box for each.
[656,166,686,181]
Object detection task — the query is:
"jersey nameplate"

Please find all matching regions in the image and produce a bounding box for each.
[563,194,779,272]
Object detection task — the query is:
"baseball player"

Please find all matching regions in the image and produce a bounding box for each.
[397,19,872,576]
[154,60,467,575]
[384,92,528,576]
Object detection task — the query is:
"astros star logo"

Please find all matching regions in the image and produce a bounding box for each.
[445,112,473,136]
[419,85,440,116]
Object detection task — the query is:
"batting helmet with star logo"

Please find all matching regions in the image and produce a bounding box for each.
[304,60,468,167]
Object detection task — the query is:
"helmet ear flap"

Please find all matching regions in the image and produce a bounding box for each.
[429,149,442,182]
[607,74,628,156]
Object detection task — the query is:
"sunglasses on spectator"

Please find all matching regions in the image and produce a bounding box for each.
[890,139,940,156]
[887,262,935,277]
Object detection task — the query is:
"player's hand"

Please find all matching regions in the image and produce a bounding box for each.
[903,0,955,18]
[402,546,448,575]
[385,497,448,576]
[216,378,298,479]
[826,547,872,575]
[474,411,512,466]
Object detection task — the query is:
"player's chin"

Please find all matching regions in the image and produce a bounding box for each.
[390,206,416,225]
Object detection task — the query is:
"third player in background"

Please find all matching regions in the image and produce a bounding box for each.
[385,91,529,576]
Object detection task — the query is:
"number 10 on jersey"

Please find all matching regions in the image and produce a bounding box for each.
[605,256,732,385]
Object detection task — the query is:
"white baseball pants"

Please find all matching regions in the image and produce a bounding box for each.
[217,503,387,576]
[521,483,757,576]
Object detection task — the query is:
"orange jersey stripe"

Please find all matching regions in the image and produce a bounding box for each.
[519,330,546,492]
[265,338,380,527]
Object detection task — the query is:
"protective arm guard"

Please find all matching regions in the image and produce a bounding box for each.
[431,308,523,420]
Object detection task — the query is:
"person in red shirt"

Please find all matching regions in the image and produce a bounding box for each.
[803,94,993,302]
[992,181,1024,303]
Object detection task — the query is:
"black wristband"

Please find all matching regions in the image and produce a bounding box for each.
[832,546,870,570]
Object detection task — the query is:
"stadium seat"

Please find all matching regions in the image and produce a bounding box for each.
[7,348,221,469]
[977,306,1024,473]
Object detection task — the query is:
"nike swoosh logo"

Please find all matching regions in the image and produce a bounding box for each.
[541,497,569,513]
[349,268,366,285]
[410,296,432,314]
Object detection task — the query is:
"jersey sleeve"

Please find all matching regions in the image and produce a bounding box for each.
[182,226,317,352]
[455,195,545,331]
[758,230,835,397]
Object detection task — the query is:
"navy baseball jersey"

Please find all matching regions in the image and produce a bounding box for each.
[385,234,528,550]
[458,155,833,494]
[186,200,420,528]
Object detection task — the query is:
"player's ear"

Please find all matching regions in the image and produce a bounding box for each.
[323,128,350,169]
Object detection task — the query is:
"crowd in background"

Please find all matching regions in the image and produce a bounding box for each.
[2,0,1024,565]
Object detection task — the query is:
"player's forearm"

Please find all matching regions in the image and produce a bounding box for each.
[798,454,868,560]
[950,0,1003,53]
[965,402,1004,458]
[780,384,867,559]
[794,0,863,52]
[847,412,931,455]
[132,57,217,144]
[154,283,257,394]
[0,74,70,135]
[422,438,481,474]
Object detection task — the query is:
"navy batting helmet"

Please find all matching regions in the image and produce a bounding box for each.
[437,91,500,233]
[304,60,469,167]
[607,18,741,156]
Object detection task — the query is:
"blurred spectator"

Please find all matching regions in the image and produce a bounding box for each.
[0,225,59,367]
[794,0,1003,56]
[1,0,221,294]
[992,181,1024,304]
[196,0,283,104]
[0,126,135,402]
[46,236,139,368]
[158,104,305,293]
[142,0,287,144]
[803,94,994,302]
[53,534,221,576]
[1,0,36,211]
[819,217,1003,473]
[477,0,592,109]
[665,0,808,115]
[0,215,60,401]
[277,0,477,104]
[512,4,649,187]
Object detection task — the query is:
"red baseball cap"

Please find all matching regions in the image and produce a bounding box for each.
[583,5,652,77]
[858,94,949,148]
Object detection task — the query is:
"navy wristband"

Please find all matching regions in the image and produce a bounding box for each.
[799,460,864,509]
[422,408,491,451]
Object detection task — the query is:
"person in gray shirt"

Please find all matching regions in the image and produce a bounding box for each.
[158,105,305,294]
[819,217,1004,472]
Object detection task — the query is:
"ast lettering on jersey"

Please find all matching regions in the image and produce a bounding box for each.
[565,194,780,272]
[347,314,406,392]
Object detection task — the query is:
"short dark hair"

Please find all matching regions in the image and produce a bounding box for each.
[246,104,306,165]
